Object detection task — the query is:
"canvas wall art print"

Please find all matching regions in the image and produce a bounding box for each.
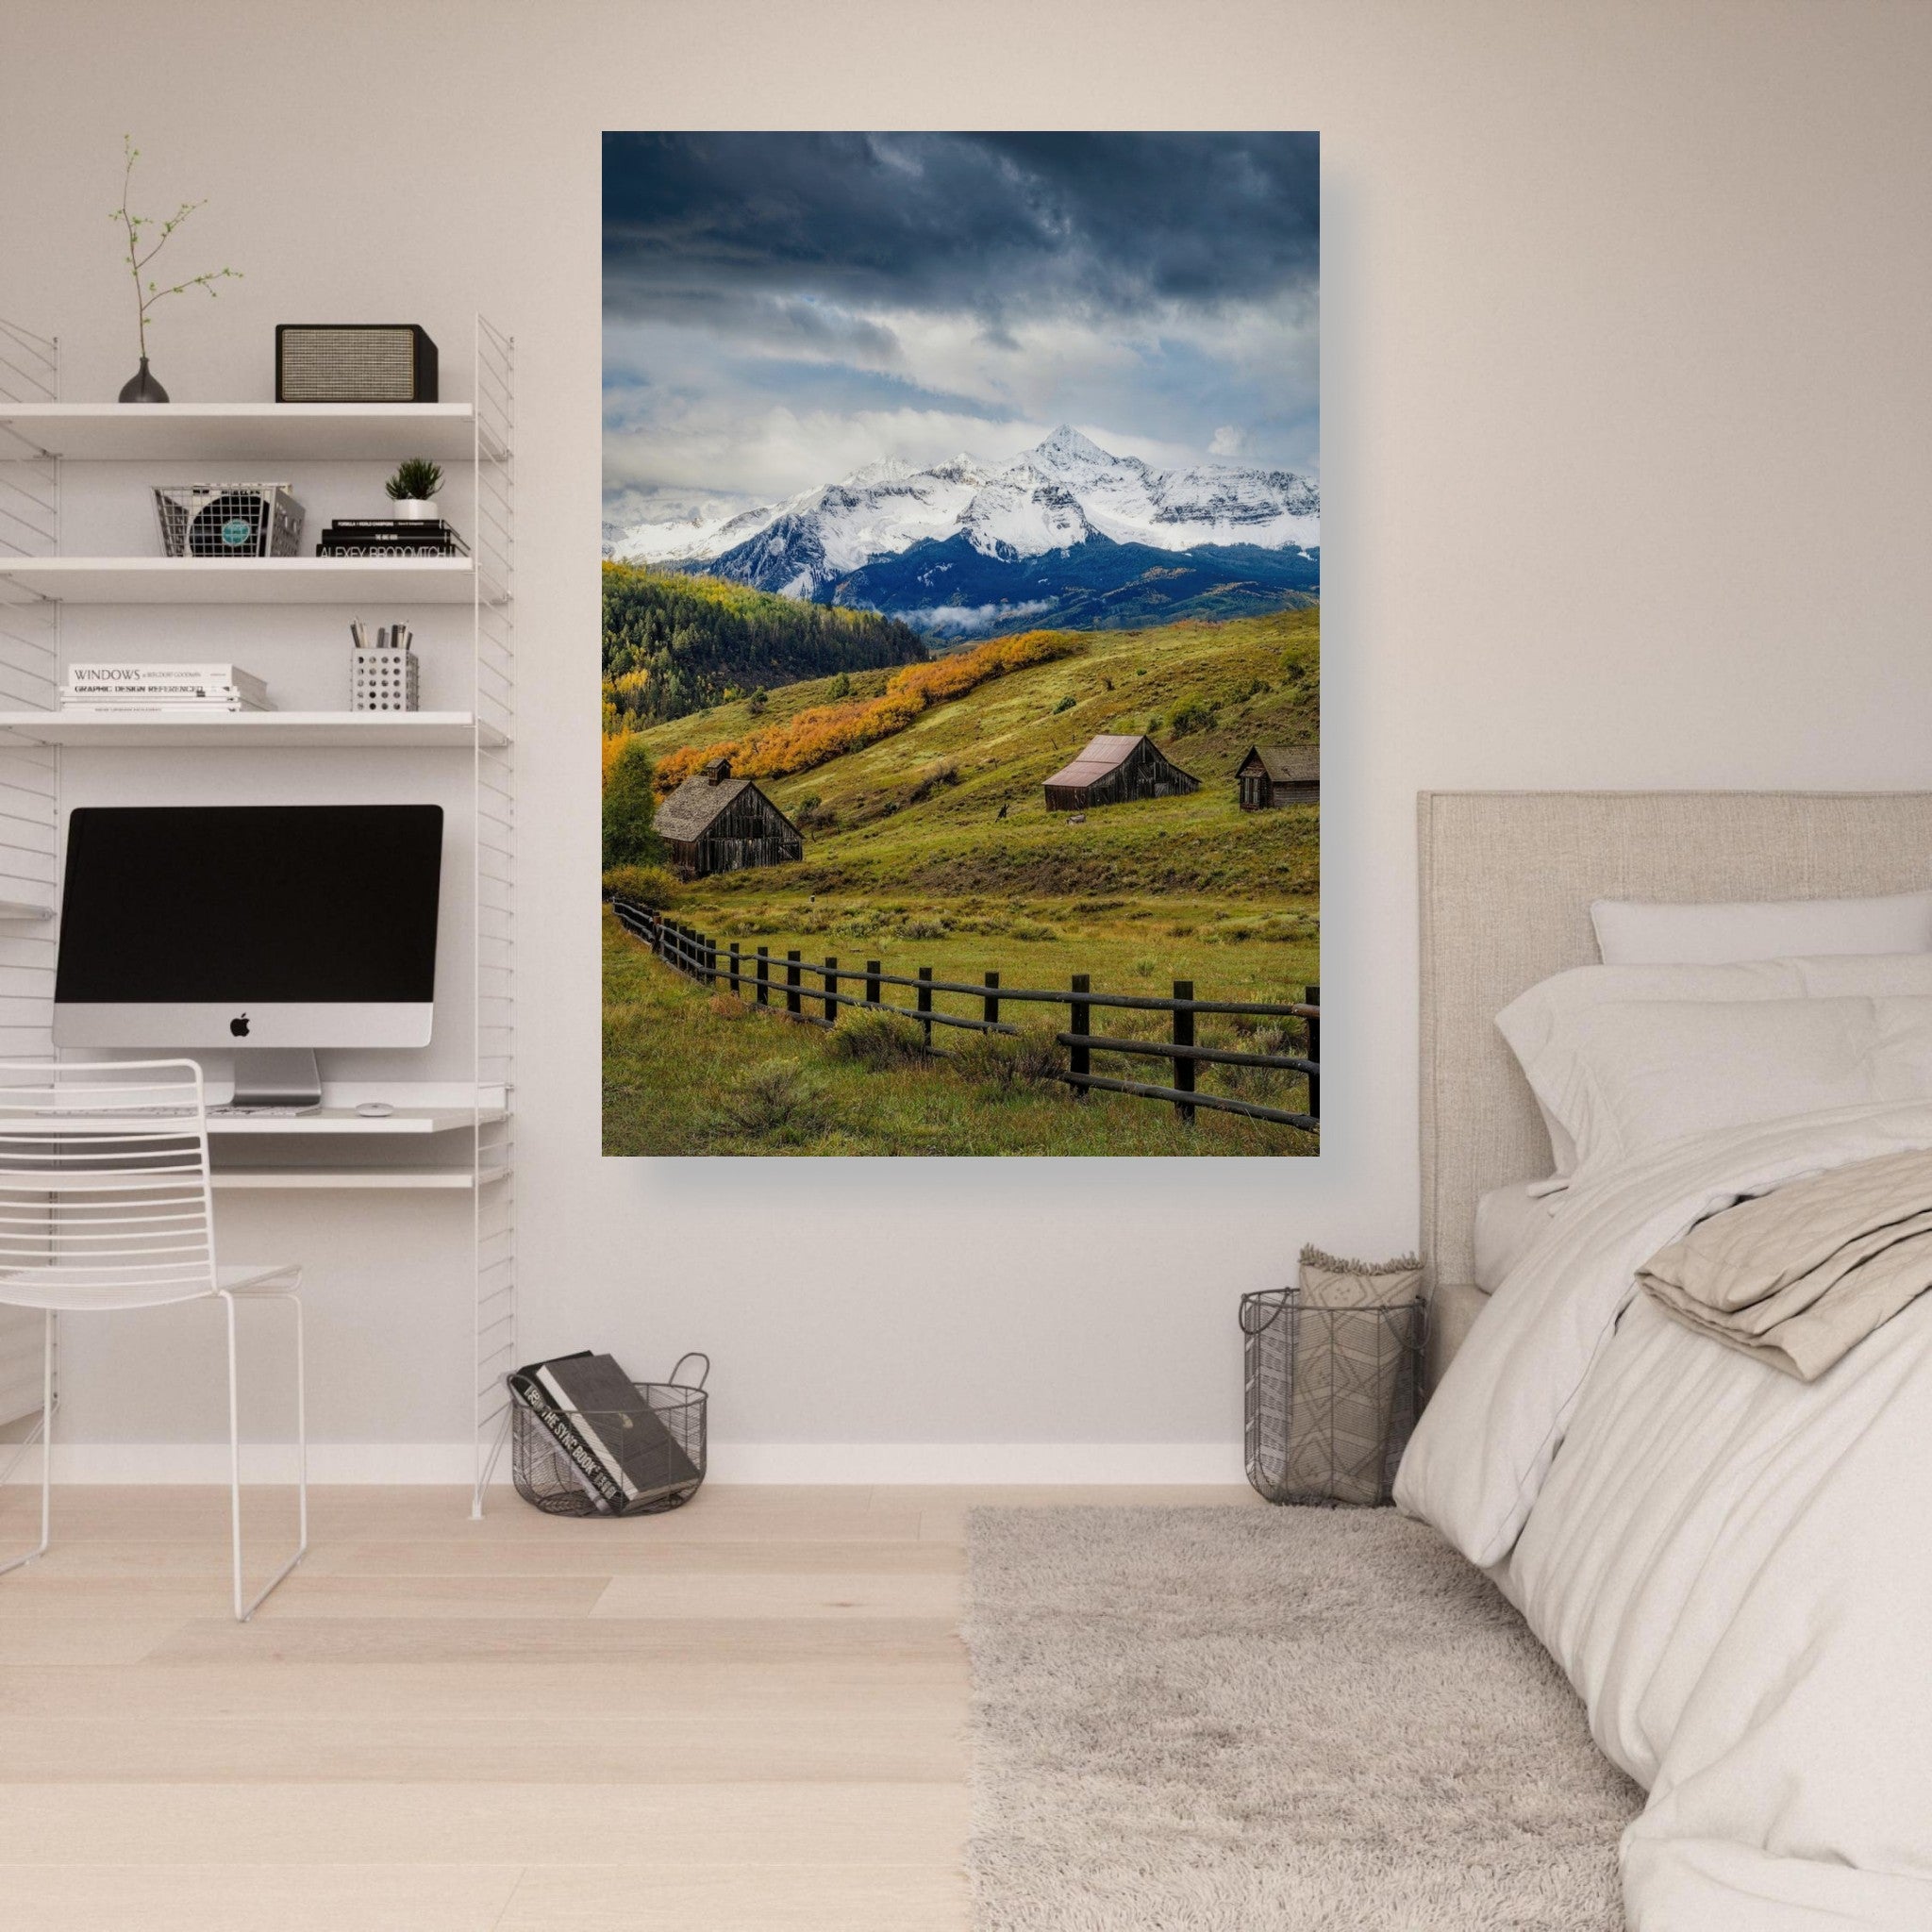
[602,131,1320,1157]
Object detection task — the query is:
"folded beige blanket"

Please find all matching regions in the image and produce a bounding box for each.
[1639,1148,1932,1379]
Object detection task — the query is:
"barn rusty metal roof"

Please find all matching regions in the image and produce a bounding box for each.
[654,772,757,841]
[1042,733,1152,791]
[1239,744,1320,784]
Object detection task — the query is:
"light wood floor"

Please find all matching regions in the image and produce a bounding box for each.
[0,1482,1260,1930]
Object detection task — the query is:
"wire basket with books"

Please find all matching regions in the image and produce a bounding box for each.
[508,1351,708,1517]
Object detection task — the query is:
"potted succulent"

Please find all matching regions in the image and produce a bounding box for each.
[385,458,443,523]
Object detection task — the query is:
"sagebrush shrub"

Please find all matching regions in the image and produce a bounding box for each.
[951,1024,1063,1091]
[707,1061,835,1143]
[602,862,679,909]
[825,1011,930,1070]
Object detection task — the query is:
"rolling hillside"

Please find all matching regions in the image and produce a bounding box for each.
[628,606,1319,902]
[602,563,927,726]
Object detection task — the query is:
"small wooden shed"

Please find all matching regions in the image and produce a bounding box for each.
[1042,734,1200,812]
[656,758,804,878]
[1235,744,1320,809]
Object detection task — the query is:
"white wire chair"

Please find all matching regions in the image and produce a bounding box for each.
[0,1059,306,1620]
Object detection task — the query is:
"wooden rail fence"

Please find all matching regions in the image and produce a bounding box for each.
[610,897,1319,1133]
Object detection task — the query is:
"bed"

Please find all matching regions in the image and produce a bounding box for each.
[1398,791,1932,1931]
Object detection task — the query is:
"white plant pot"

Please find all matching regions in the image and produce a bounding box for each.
[391,498,441,521]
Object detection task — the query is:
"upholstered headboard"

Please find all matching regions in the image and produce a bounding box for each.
[1418,790,1932,1290]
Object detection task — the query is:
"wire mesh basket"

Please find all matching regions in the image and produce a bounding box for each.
[1241,1287,1422,1506]
[508,1353,708,1518]
[153,483,304,558]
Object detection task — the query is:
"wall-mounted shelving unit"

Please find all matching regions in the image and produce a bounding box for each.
[0,313,517,1514]
[0,557,478,604]
[0,711,505,748]
[0,401,491,462]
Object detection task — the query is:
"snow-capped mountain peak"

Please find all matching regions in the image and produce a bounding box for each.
[1025,424,1121,473]
[603,428,1319,602]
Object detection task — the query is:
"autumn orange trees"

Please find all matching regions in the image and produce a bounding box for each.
[650,629,1082,793]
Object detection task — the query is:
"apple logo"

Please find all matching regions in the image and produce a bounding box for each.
[229,1013,250,1039]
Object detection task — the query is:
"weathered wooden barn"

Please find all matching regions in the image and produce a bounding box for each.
[1042,734,1200,812]
[1235,744,1320,809]
[656,759,804,878]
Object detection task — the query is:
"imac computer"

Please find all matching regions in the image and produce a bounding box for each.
[53,804,444,1111]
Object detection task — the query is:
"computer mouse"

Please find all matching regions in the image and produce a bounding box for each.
[356,1101,396,1118]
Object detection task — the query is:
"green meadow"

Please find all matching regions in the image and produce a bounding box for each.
[603,606,1321,1158]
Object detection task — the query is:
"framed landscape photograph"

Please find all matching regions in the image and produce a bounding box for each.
[602,131,1320,1157]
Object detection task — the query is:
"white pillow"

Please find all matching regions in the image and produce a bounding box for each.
[1514,994,1932,1183]
[1591,889,1932,965]
[1497,954,1932,1183]
[1473,1181,1557,1291]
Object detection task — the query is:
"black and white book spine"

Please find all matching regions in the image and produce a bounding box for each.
[67,684,270,708]
[58,702,272,715]
[63,686,267,701]
[508,1373,620,1512]
[533,1353,700,1507]
[68,663,269,697]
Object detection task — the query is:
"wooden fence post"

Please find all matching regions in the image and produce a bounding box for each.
[727,942,741,994]
[865,960,882,1007]
[983,971,1000,1028]
[824,957,839,1024]
[1070,974,1091,1098]
[786,950,802,1016]
[1172,979,1196,1126]
[706,936,718,988]
[917,967,934,1049]
[1306,981,1320,1123]
[756,946,770,1006]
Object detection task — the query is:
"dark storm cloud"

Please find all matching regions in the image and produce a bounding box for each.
[602,132,1318,325]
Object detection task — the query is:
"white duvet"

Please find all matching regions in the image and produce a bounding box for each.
[1396,1100,1932,1930]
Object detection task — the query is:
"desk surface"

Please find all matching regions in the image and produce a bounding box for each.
[206,1108,507,1137]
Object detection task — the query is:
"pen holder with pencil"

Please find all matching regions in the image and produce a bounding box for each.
[350,619,420,712]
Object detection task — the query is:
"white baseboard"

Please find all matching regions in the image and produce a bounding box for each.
[4,1440,1245,1486]
[708,1441,1244,1484]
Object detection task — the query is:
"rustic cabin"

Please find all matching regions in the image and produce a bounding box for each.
[656,758,804,878]
[1042,733,1201,812]
[1235,744,1320,809]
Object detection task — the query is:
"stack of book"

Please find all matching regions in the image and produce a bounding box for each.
[316,518,470,559]
[61,663,273,715]
[508,1351,703,1514]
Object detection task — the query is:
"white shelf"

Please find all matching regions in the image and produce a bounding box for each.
[0,402,487,462]
[204,1108,508,1137]
[212,1166,511,1191]
[0,557,476,605]
[0,899,51,921]
[0,711,504,749]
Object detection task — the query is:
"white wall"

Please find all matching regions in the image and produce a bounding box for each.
[6,0,1930,1477]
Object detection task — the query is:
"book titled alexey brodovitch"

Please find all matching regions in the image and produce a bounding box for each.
[316,518,470,559]
[508,1351,701,1514]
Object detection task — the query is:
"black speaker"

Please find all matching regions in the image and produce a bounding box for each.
[275,325,439,404]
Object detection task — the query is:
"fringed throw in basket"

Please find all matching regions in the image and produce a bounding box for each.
[1242,1247,1424,1506]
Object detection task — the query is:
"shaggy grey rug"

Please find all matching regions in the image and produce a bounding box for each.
[964,1507,1643,1931]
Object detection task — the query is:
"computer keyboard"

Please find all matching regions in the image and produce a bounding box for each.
[208,1106,314,1118]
